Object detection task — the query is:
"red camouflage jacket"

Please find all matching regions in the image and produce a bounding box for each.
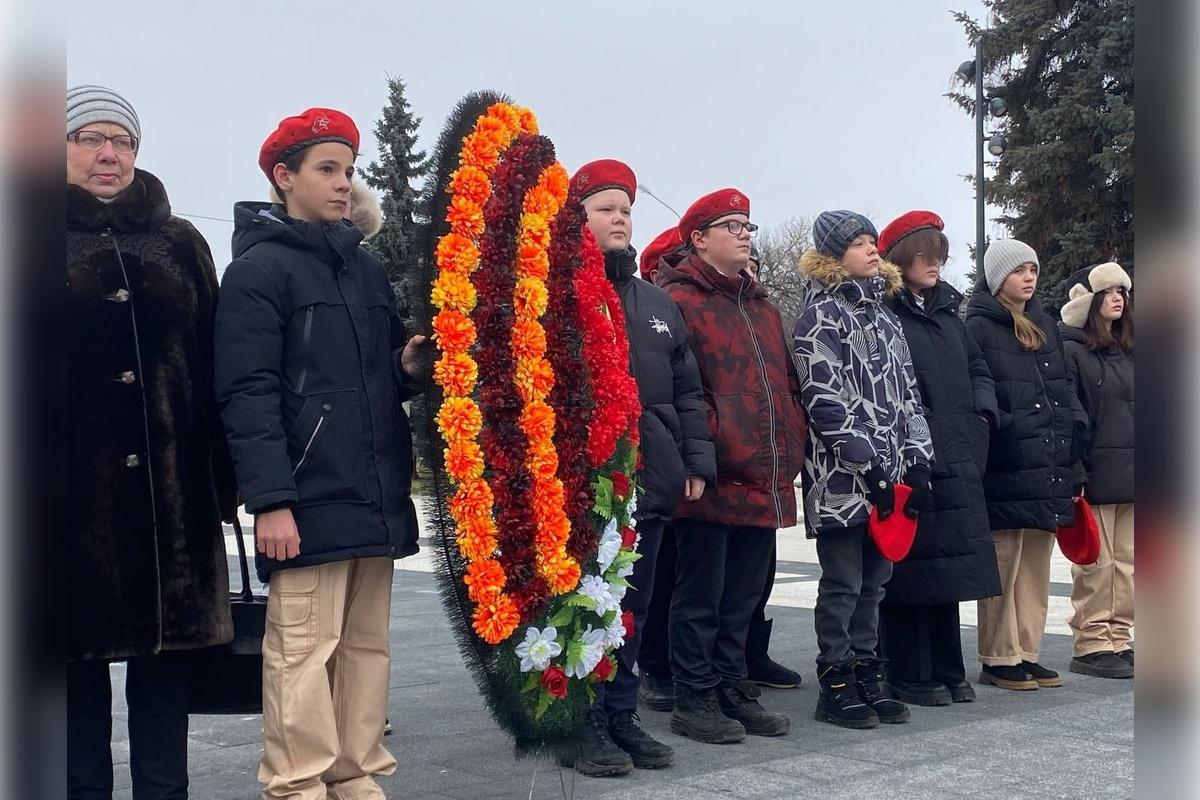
[657,251,807,529]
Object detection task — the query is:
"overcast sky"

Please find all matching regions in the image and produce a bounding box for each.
[67,0,1002,288]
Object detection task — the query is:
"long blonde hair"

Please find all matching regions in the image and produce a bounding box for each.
[996,293,1047,351]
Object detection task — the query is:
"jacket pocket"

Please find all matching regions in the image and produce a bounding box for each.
[711,393,764,484]
[637,407,688,517]
[289,389,369,505]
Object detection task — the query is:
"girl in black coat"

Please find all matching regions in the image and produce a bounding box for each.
[876,212,1001,706]
[1059,263,1135,679]
[965,239,1084,692]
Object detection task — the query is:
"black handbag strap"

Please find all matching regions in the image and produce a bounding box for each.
[231,516,255,602]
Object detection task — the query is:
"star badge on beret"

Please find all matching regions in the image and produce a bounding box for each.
[730,193,744,208]
[312,115,331,133]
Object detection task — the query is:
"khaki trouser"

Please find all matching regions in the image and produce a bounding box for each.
[259,557,397,800]
[1069,503,1135,657]
[977,529,1054,666]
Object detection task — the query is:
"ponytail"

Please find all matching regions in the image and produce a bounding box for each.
[996,294,1047,351]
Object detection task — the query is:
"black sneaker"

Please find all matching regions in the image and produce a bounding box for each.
[1020,661,1063,688]
[716,682,791,736]
[1117,648,1135,667]
[1069,652,1134,679]
[978,664,1038,691]
[669,685,746,744]
[815,665,879,729]
[561,709,633,777]
[886,678,952,707]
[854,659,910,724]
[637,672,674,712]
[608,710,674,769]
[942,679,977,703]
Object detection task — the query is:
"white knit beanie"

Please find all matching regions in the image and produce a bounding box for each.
[67,85,141,141]
[983,238,1039,295]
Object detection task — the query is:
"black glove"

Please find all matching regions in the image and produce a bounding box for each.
[864,464,895,520]
[902,465,932,518]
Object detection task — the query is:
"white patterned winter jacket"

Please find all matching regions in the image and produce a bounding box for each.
[792,251,934,536]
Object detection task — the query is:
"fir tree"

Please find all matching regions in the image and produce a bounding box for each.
[951,0,1133,306]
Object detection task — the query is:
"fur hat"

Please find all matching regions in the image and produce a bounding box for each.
[1060,262,1132,328]
[268,178,383,240]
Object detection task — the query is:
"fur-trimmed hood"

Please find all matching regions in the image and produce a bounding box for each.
[797,247,902,304]
[1060,261,1132,328]
[267,178,384,241]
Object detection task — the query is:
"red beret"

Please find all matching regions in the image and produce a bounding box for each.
[1056,497,1101,565]
[639,227,683,279]
[570,159,637,203]
[878,210,944,258]
[679,188,750,242]
[259,108,360,181]
[867,483,918,562]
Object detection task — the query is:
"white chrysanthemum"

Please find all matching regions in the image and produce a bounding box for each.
[610,580,628,603]
[566,625,607,679]
[514,626,562,673]
[577,575,620,615]
[616,560,634,579]
[603,615,627,649]
[596,526,622,573]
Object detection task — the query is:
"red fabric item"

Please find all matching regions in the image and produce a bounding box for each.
[679,188,750,243]
[259,108,360,181]
[640,226,683,279]
[877,210,944,258]
[657,251,807,529]
[1056,496,1101,565]
[867,483,919,562]
[570,159,636,203]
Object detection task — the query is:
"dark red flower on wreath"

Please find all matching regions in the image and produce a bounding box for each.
[611,472,630,499]
[622,610,636,639]
[590,655,615,683]
[621,526,637,550]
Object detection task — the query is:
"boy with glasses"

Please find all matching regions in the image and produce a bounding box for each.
[655,189,807,744]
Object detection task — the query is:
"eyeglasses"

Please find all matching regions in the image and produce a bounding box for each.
[703,219,759,238]
[69,131,139,154]
[915,252,945,266]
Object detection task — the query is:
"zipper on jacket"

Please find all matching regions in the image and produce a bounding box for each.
[292,415,326,476]
[295,306,315,393]
[736,278,784,527]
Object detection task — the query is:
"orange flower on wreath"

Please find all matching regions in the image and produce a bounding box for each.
[431,271,477,315]
[456,515,498,562]
[463,559,506,604]
[448,165,491,207]
[450,477,494,520]
[436,397,483,444]
[447,194,485,238]
[444,440,484,482]
[511,318,548,361]
[435,233,482,275]
[434,352,478,397]
[473,594,521,645]
[514,356,554,400]
[432,309,476,353]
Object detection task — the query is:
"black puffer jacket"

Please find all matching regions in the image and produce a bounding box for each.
[215,202,420,583]
[606,248,715,519]
[1060,325,1134,505]
[883,282,1000,605]
[965,290,1083,531]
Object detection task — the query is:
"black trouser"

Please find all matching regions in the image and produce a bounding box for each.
[746,544,778,662]
[670,520,776,691]
[596,518,665,720]
[814,524,892,670]
[637,523,675,678]
[879,601,967,684]
[68,653,194,800]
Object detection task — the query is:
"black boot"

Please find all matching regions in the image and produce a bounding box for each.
[1020,661,1064,688]
[717,681,791,736]
[637,671,674,712]
[854,659,910,724]
[608,710,674,769]
[942,679,976,703]
[815,664,878,729]
[886,677,952,707]
[669,685,746,744]
[561,708,633,777]
[746,619,802,689]
[1069,652,1134,679]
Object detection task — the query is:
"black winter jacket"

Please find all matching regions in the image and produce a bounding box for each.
[965,291,1084,532]
[215,203,420,583]
[882,282,1000,605]
[606,249,715,519]
[1060,325,1134,505]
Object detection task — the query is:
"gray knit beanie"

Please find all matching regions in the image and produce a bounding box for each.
[813,210,878,259]
[67,85,141,141]
[983,238,1039,295]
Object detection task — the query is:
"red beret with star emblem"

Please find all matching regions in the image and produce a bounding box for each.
[878,210,944,258]
[259,108,360,181]
[570,159,637,203]
[679,188,750,242]
[639,226,683,279]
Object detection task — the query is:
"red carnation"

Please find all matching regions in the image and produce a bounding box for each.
[622,610,636,639]
[590,656,615,683]
[540,665,569,699]
[611,472,630,499]
[620,526,637,549]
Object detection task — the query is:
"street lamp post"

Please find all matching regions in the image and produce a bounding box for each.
[957,38,1008,272]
